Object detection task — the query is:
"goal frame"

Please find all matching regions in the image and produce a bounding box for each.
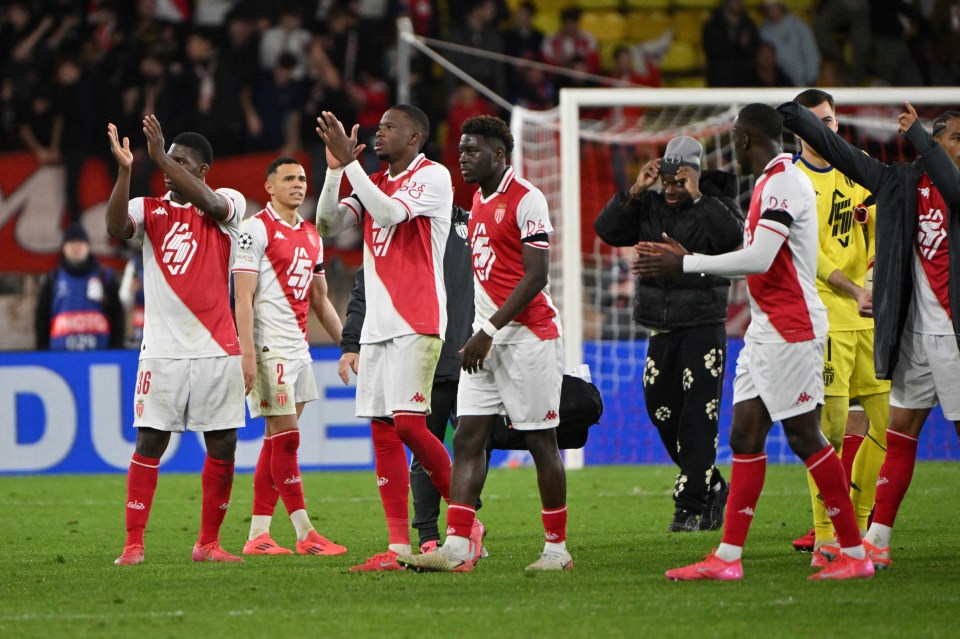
[553,87,958,468]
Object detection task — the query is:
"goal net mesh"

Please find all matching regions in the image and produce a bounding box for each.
[511,92,959,466]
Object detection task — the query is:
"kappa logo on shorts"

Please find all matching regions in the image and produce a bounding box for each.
[260,399,270,408]
[410,392,427,403]
[544,410,558,420]
[796,392,814,404]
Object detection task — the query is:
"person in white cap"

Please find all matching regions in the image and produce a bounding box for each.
[595,135,744,533]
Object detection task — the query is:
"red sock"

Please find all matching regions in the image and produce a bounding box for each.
[271,429,306,515]
[125,453,160,546]
[199,455,235,546]
[873,430,919,528]
[805,445,861,548]
[394,412,450,501]
[542,505,568,543]
[371,419,410,546]
[841,434,865,486]
[252,436,278,516]
[720,453,766,548]
[446,503,476,538]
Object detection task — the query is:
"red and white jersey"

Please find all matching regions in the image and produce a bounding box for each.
[128,189,245,359]
[468,167,561,344]
[907,173,952,335]
[744,154,827,344]
[232,204,323,360]
[340,153,452,344]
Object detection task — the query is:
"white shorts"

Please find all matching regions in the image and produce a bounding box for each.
[457,338,563,430]
[133,356,245,432]
[890,331,960,420]
[356,334,442,418]
[247,357,318,418]
[733,336,825,422]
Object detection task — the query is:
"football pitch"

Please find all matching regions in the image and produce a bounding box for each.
[2,463,958,639]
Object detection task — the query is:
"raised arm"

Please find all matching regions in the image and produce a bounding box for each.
[594,159,660,247]
[142,115,231,221]
[902,103,960,211]
[105,123,135,239]
[778,101,888,194]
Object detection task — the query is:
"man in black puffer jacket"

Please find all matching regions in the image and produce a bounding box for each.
[595,136,744,532]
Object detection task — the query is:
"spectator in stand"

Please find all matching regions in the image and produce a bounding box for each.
[348,70,391,173]
[249,53,305,154]
[813,0,871,85]
[871,0,924,86]
[445,0,506,98]
[52,58,103,220]
[302,39,357,190]
[35,222,124,351]
[703,0,760,88]
[18,89,61,167]
[542,6,601,75]
[443,84,494,210]
[258,3,312,80]
[747,42,794,87]
[930,0,960,84]
[503,2,544,102]
[610,45,661,88]
[513,66,556,111]
[759,0,820,87]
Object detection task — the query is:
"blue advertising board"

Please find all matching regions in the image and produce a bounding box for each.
[1,340,956,474]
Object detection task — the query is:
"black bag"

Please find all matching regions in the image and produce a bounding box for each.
[489,375,603,450]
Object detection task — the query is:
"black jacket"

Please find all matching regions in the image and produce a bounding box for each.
[594,169,744,331]
[340,206,474,383]
[779,101,960,379]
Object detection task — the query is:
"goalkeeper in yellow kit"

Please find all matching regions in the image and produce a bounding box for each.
[789,89,890,562]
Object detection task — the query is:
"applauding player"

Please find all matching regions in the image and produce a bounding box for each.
[107,116,246,565]
[233,157,347,557]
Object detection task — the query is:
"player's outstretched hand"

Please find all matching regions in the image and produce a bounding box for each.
[460,332,493,374]
[241,352,256,395]
[142,115,166,163]
[315,111,366,169]
[338,352,359,385]
[898,101,919,134]
[107,123,133,169]
[633,233,689,278]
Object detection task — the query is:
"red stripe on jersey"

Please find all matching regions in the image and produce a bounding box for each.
[915,174,951,318]
[470,174,559,341]
[745,161,815,342]
[360,165,443,335]
[258,208,322,341]
[143,197,240,354]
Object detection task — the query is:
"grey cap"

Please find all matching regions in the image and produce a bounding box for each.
[660,136,703,174]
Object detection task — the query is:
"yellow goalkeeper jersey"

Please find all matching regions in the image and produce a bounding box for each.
[793,154,875,331]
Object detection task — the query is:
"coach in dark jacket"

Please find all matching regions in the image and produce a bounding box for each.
[778,101,960,379]
[595,136,743,532]
[340,205,475,550]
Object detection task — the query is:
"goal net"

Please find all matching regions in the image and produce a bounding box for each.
[511,88,960,468]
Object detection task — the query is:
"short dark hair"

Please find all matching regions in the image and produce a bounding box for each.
[171,132,214,165]
[932,111,960,139]
[737,103,783,141]
[390,104,430,149]
[461,115,514,155]
[561,6,581,21]
[266,156,301,179]
[793,89,835,111]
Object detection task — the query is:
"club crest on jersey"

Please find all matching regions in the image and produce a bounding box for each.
[276,391,288,407]
[135,399,144,418]
[494,203,507,224]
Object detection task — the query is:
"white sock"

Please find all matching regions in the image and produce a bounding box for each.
[841,545,866,559]
[544,541,568,555]
[388,543,412,555]
[443,535,470,557]
[865,523,892,548]
[248,515,272,540]
[290,509,312,542]
[715,543,742,562]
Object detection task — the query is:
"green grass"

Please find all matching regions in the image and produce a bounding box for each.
[2,463,958,639]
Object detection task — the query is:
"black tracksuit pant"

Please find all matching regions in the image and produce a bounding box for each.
[643,324,726,514]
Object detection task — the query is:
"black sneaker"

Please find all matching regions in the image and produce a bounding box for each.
[668,508,700,532]
[699,479,729,531]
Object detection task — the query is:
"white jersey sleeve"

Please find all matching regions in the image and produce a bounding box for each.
[757,171,812,237]
[516,189,553,246]
[215,188,246,233]
[128,197,146,242]
[393,163,453,220]
[232,216,267,275]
